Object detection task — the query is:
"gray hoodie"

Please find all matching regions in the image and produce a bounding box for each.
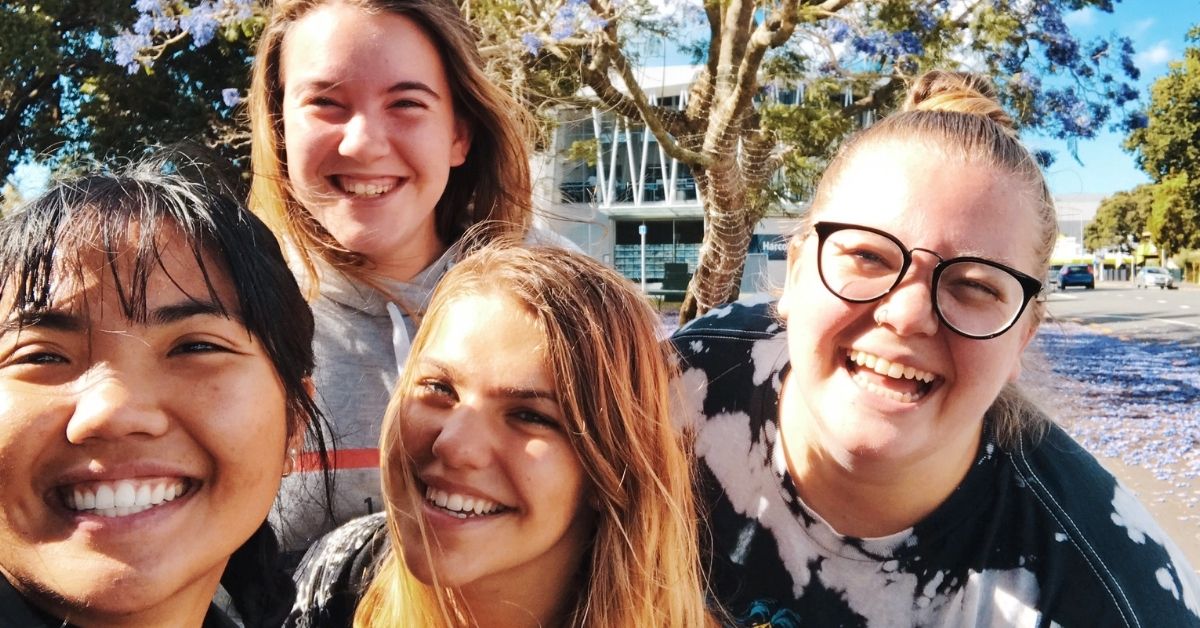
[271,249,454,551]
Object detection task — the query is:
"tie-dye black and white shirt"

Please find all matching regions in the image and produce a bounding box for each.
[672,297,1200,628]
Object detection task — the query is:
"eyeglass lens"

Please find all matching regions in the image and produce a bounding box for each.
[818,226,1028,337]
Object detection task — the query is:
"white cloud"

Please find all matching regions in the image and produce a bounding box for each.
[1063,7,1096,28]
[1135,41,1172,68]
[1128,17,1156,38]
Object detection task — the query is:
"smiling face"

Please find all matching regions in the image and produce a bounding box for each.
[0,228,289,626]
[280,4,471,280]
[393,291,592,615]
[779,140,1040,476]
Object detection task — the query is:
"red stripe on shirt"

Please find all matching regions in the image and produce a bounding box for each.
[294,448,379,472]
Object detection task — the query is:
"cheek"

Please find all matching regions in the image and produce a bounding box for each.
[399,411,438,461]
[281,110,321,177]
[519,440,587,511]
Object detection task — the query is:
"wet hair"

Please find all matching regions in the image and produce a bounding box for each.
[247,0,534,292]
[356,242,719,627]
[799,70,1054,447]
[0,154,329,626]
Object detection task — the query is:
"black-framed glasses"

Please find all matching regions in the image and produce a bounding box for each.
[813,221,1043,340]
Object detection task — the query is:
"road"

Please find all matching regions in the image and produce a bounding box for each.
[1027,279,1200,570]
[1042,279,1200,347]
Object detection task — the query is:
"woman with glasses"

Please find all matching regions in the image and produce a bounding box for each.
[672,70,1200,626]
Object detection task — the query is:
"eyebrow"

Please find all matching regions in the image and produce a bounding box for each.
[301,79,441,100]
[149,300,239,326]
[0,299,239,334]
[420,358,558,402]
[1,310,84,334]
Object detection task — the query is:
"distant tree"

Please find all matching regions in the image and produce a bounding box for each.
[123,0,1145,321]
[1084,183,1152,251]
[0,1,255,186]
[1148,173,1199,260]
[476,0,1144,321]
[1125,24,1200,259]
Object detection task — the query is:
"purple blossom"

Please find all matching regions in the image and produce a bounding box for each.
[521,32,542,56]
[178,1,220,48]
[133,14,156,36]
[582,15,608,33]
[550,18,576,42]
[221,88,242,108]
[134,0,164,13]
[1032,149,1056,168]
[112,31,151,73]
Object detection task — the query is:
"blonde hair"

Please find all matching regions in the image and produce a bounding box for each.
[802,70,1054,447]
[355,242,719,627]
[247,0,534,292]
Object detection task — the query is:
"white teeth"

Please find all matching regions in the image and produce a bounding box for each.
[424,487,503,517]
[852,370,922,403]
[95,485,115,510]
[114,482,135,508]
[340,179,394,197]
[848,350,936,383]
[63,478,188,518]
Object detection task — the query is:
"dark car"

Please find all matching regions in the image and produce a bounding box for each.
[1058,264,1095,290]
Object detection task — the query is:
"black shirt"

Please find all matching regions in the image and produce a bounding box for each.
[672,298,1200,627]
[0,574,239,628]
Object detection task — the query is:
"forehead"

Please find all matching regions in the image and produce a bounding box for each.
[816,140,1041,268]
[422,292,549,375]
[280,4,447,88]
[2,225,235,322]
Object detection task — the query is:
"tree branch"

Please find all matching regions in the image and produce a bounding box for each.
[590,38,709,165]
[0,71,59,152]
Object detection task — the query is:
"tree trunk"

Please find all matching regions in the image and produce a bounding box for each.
[678,158,757,325]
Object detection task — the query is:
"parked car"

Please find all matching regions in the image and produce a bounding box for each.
[1046,264,1063,289]
[1134,266,1177,290]
[1058,264,1095,290]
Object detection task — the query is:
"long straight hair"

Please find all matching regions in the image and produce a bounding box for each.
[354,242,719,627]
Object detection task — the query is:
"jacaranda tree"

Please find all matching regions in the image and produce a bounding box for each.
[95,1,1146,318]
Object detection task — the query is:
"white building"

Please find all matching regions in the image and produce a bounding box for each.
[534,66,1099,291]
[534,65,871,292]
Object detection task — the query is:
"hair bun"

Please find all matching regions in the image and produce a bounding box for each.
[902,70,1014,131]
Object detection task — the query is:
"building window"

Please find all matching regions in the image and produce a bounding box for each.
[612,220,703,281]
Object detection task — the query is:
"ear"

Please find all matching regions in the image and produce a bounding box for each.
[283,377,317,469]
[1006,321,1039,383]
[449,115,472,167]
[777,236,803,318]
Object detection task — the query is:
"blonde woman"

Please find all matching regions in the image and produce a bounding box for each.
[673,71,1200,625]
[286,243,720,627]
[248,0,541,550]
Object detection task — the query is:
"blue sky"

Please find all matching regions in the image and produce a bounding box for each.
[8,1,1196,200]
[1028,1,1198,196]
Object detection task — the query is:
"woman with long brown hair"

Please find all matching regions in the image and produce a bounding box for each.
[287,243,720,627]
[247,0,542,551]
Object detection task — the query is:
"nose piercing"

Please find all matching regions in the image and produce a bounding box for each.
[875,307,889,326]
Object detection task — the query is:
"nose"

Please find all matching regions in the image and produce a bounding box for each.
[428,407,494,471]
[339,111,390,162]
[66,375,170,444]
[874,256,940,337]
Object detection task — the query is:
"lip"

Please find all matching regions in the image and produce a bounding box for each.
[415,474,514,527]
[326,174,406,199]
[45,464,200,530]
[418,475,510,508]
[841,346,943,405]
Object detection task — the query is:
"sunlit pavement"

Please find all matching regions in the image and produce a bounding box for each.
[1028,283,1200,570]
